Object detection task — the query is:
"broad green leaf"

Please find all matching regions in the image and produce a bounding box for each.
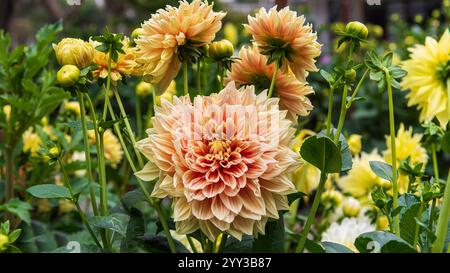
[27,184,71,199]
[253,217,285,252]
[369,161,397,182]
[223,235,253,253]
[355,231,416,253]
[300,135,341,173]
[322,241,354,253]
[89,213,129,237]
[0,198,32,224]
[442,131,450,153]
[287,192,307,205]
[304,239,325,253]
[398,194,421,245]
[122,188,147,209]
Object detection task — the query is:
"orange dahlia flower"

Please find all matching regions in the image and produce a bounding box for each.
[245,6,321,81]
[91,37,137,82]
[135,0,225,94]
[135,82,299,240]
[226,46,314,121]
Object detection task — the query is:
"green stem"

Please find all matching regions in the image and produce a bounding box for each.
[183,62,189,96]
[136,95,143,139]
[4,145,14,202]
[431,144,440,181]
[267,61,279,98]
[432,169,450,253]
[97,131,111,249]
[385,71,400,237]
[102,45,113,122]
[295,171,327,253]
[187,235,198,253]
[218,233,228,253]
[325,86,335,137]
[197,61,202,95]
[57,159,102,249]
[155,201,177,253]
[345,69,369,109]
[113,87,144,168]
[76,91,99,216]
[334,84,349,142]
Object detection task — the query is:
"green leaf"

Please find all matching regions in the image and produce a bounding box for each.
[322,241,354,253]
[287,192,307,205]
[355,231,416,253]
[398,194,421,244]
[89,213,129,237]
[27,184,71,199]
[0,199,32,224]
[320,69,333,84]
[304,239,325,253]
[300,135,341,173]
[223,235,253,253]
[63,120,94,131]
[8,229,22,243]
[369,161,397,182]
[121,208,145,252]
[253,217,285,252]
[122,188,147,209]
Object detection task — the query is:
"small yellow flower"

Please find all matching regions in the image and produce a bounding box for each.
[342,197,361,217]
[64,101,81,116]
[223,22,238,45]
[53,38,95,69]
[377,215,389,231]
[347,134,362,155]
[135,81,153,97]
[22,128,42,156]
[3,104,11,121]
[321,189,344,206]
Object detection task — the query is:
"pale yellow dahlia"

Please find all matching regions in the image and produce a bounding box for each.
[401,30,450,127]
[338,150,389,198]
[226,46,314,121]
[245,6,321,81]
[22,128,42,156]
[135,0,225,94]
[383,124,428,194]
[91,37,137,82]
[88,129,123,168]
[135,82,299,240]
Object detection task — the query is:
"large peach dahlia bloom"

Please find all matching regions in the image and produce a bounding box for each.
[245,6,321,81]
[135,0,225,94]
[135,82,299,240]
[226,46,314,121]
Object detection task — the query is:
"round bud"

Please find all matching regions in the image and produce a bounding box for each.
[130,28,145,45]
[53,38,94,69]
[0,233,9,252]
[48,146,61,159]
[321,190,344,206]
[342,197,361,217]
[135,81,153,97]
[208,39,234,61]
[345,69,357,82]
[345,21,369,40]
[57,65,80,87]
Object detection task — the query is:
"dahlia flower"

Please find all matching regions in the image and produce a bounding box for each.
[135,82,299,240]
[64,101,81,116]
[338,150,389,198]
[88,129,123,168]
[226,46,314,121]
[22,128,42,156]
[135,0,225,94]
[245,6,321,81]
[53,38,95,69]
[321,217,375,252]
[401,30,450,127]
[91,37,137,82]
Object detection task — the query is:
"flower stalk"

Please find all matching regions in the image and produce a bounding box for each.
[183,62,189,96]
[433,169,450,253]
[267,61,279,98]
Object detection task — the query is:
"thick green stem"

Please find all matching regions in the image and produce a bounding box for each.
[431,144,440,181]
[183,62,189,96]
[97,131,111,249]
[432,169,450,253]
[77,91,99,216]
[385,71,400,237]
[295,171,327,253]
[113,87,144,168]
[197,61,202,95]
[334,84,349,142]
[135,95,143,139]
[326,86,335,137]
[155,201,177,253]
[267,62,279,98]
[57,159,102,249]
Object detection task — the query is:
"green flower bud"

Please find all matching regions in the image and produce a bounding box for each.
[57,65,80,87]
[208,39,234,61]
[345,69,357,82]
[345,21,369,40]
[130,28,145,45]
[342,197,361,217]
[0,233,9,252]
[48,146,60,159]
[53,38,94,69]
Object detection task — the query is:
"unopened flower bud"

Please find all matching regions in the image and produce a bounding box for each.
[208,39,234,61]
[135,81,153,97]
[48,146,60,159]
[53,38,94,69]
[377,215,389,230]
[342,197,361,217]
[345,21,369,40]
[130,28,145,45]
[345,69,357,82]
[3,105,11,121]
[321,190,343,206]
[57,65,80,87]
[0,233,9,252]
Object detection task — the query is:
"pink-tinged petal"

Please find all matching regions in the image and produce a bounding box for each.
[205,169,220,182]
[240,187,266,215]
[232,216,254,235]
[192,199,213,220]
[211,197,229,220]
[220,194,243,214]
[202,182,226,198]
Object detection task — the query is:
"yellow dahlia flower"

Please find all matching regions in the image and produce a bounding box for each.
[245,6,321,81]
[135,0,225,94]
[401,30,450,127]
[338,150,389,198]
[88,129,123,168]
[91,37,137,82]
[23,128,42,156]
[135,82,299,240]
[53,38,95,69]
[226,46,314,121]
[383,124,428,194]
